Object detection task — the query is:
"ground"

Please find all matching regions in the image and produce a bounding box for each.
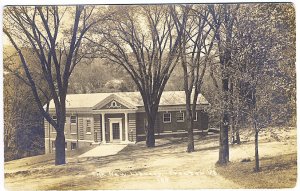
[4,126,297,190]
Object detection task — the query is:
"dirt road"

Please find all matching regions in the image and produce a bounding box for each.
[4,127,296,190]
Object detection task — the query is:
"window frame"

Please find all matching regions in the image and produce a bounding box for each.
[176,112,185,122]
[71,142,77,150]
[52,141,55,150]
[193,112,198,121]
[52,115,57,122]
[163,113,171,123]
[111,100,117,107]
[86,119,92,134]
[70,115,77,124]
[51,116,56,133]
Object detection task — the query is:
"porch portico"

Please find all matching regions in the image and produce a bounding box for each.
[92,94,138,144]
[95,110,137,144]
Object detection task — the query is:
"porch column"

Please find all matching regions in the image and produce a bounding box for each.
[101,113,106,143]
[125,112,129,142]
[120,118,123,142]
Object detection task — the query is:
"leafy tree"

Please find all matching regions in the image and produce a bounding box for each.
[231,3,295,171]
[4,72,44,161]
[208,4,239,165]
[68,59,136,93]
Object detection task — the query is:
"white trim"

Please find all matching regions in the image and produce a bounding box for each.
[46,137,95,143]
[101,114,106,143]
[93,109,137,114]
[109,118,123,142]
[136,104,209,112]
[163,113,171,123]
[49,104,209,114]
[124,113,129,142]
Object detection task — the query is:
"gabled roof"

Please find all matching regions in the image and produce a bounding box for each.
[92,94,137,109]
[48,91,209,109]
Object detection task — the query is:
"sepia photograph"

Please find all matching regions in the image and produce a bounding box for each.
[1,1,297,190]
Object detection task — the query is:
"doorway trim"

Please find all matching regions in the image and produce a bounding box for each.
[108,118,123,142]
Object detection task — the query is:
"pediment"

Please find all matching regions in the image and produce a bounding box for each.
[92,94,136,110]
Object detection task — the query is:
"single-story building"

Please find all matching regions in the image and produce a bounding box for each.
[44,91,209,153]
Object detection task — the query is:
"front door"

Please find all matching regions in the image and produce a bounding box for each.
[109,118,123,142]
[112,123,120,140]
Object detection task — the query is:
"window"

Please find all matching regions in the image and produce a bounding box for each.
[70,115,77,124]
[71,142,77,150]
[86,119,91,134]
[70,126,77,134]
[176,112,184,122]
[193,112,198,121]
[52,141,55,150]
[65,142,67,150]
[163,113,171,123]
[109,100,120,108]
[51,117,56,133]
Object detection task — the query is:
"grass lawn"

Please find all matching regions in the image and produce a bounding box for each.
[4,126,297,190]
[216,153,297,188]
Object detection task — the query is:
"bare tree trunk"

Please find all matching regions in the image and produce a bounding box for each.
[146,113,156,147]
[254,129,260,172]
[55,129,66,165]
[219,114,229,164]
[236,126,241,144]
[219,78,230,164]
[230,123,233,144]
[186,110,194,152]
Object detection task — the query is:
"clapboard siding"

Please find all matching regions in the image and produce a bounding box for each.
[94,114,101,142]
[128,113,137,142]
[44,119,49,138]
[78,117,84,140]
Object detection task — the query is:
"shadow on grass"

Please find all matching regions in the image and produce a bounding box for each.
[215,153,297,188]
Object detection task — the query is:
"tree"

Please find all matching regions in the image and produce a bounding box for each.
[68,59,136,94]
[90,5,187,147]
[3,6,99,165]
[171,5,216,152]
[232,3,295,172]
[4,46,50,161]
[208,4,239,164]
[4,70,45,161]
